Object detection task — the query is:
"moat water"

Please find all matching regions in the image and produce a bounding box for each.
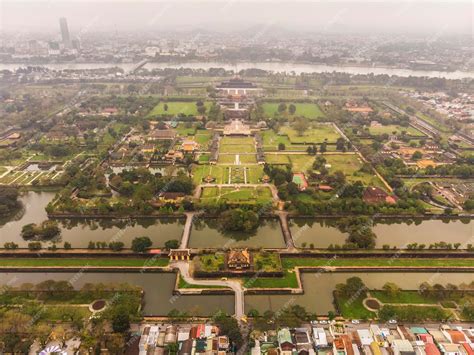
[0,192,472,248]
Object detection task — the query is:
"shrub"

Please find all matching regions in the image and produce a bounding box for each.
[28,242,42,251]
[131,236,152,253]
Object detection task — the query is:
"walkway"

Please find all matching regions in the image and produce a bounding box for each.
[171,261,245,319]
[180,212,199,249]
[194,183,280,202]
[276,211,296,251]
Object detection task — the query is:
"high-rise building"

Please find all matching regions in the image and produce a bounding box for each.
[59,17,71,48]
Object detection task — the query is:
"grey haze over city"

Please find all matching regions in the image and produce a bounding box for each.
[1,0,472,35]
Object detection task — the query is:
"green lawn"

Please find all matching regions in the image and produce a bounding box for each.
[0,258,170,267]
[192,165,229,184]
[368,124,425,137]
[265,154,291,165]
[219,137,256,154]
[279,124,341,144]
[176,122,198,136]
[323,154,385,187]
[289,155,315,172]
[335,293,376,319]
[147,101,211,116]
[371,291,438,304]
[195,131,213,146]
[262,102,325,119]
[200,186,273,204]
[243,269,299,289]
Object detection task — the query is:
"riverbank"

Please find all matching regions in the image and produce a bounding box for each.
[1,61,473,79]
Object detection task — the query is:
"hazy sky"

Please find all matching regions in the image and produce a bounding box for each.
[0,0,472,35]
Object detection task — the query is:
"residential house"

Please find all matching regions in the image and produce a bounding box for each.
[278,328,296,354]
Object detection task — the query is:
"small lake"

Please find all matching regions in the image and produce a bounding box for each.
[0,272,234,316]
[0,191,184,248]
[290,218,473,249]
[189,218,286,249]
[245,272,474,315]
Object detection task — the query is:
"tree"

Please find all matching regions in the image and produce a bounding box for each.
[412,151,423,160]
[219,209,259,233]
[336,138,346,151]
[197,105,207,115]
[131,236,152,253]
[288,104,296,115]
[294,117,309,137]
[382,282,401,297]
[319,142,327,153]
[212,311,243,348]
[278,142,286,151]
[111,310,130,333]
[165,239,180,250]
[277,102,287,113]
[347,228,377,249]
[64,242,72,249]
[28,242,41,251]
[4,242,18,249]
[164,103,168,111]
[337,277,367,298]
[109,241,125,251]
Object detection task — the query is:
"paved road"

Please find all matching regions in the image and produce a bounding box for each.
[180,212,199,249]
[171,261,245,319]
[276,210,296,250]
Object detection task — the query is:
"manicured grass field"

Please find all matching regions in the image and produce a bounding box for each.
[219,137,256,153]
[245,165,265,183]
[368,124,425,137]
[335,293,376,319]
[0,258,170,267]
[262,102,325,119]
[195,131,213,146]
[279,124,341,144]
[289,155,315,173]
[265,154,291,165]
[193,164,264,184]
[323,154,385,187]
[371,291,438,304]
[176,122,198,136]
[192,165,229,184]
[147,101,211,116]
[200,186,273,204]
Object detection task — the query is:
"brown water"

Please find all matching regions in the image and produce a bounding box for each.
[1,192,471,249]
[0,191,184,248]
[290,218,473,249]
[0,272,234,316]
[189,218,286,249]
[245,272,474,315]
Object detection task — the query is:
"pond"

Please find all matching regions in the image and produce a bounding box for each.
[289,218,473,249]
[0,271,234,316]
[189,218,286,249]
[0,191,185,248]
[245,271,474,315]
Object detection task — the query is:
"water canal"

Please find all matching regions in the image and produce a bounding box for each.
[0,192,472,249]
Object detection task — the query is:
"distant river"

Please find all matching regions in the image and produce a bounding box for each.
[1,61,473,79]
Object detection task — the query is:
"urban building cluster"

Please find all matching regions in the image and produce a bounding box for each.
[0,18,472,71]
[251,323,474,355]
